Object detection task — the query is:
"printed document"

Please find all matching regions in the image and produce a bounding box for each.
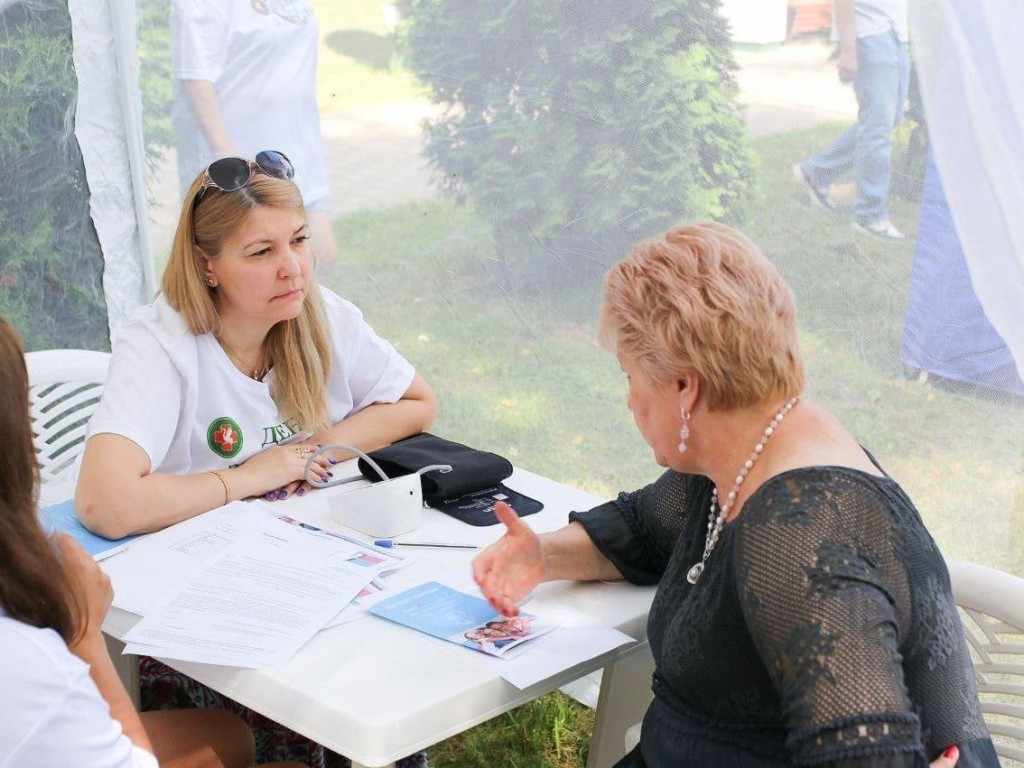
[103,501,353,615]
[122,538,373,667]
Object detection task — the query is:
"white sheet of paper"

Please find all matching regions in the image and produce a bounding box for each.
[476,623,634,689]
[122,539,373,667]
[103,501,343,615]
[270,513,411,576]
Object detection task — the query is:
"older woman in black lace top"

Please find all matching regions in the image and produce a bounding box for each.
[473,223,995,768]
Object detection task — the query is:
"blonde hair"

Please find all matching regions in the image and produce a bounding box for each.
[162,172,332,431]
[600,222,803,411]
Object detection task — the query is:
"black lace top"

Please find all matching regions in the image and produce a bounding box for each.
[571,467,999,767]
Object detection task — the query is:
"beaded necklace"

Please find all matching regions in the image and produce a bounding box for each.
[686,397,799,585]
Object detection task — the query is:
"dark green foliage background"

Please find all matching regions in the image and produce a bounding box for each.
[397,0,754,276]
[0,0,109,351]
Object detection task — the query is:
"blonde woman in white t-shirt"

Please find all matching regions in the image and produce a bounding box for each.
[76,151,436,540]
[0,316,305,768]
[72,152,435,767]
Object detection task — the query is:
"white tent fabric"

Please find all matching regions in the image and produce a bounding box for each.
[69,0,154,338]
[910,0,1024,376]
[22,0,1014,586]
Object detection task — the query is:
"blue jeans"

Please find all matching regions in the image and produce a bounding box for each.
[801,31,910,224]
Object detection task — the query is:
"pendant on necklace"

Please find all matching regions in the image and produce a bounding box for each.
[686,562,704,585]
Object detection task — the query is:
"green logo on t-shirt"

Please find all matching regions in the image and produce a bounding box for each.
[207,416,243,458]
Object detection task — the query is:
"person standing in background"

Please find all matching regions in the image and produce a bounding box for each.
[793,0,910,239]
[171,0,338,268]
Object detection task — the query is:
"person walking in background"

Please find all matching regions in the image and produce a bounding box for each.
[171,0,339,268]
[793,0,910,239]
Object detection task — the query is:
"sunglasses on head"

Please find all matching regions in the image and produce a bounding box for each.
[193,150,295,209]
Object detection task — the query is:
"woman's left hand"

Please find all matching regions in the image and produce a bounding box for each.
[931,746,958,767]
[472,502,547,616]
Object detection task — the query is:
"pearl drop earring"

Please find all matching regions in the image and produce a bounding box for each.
[678,407,691,453]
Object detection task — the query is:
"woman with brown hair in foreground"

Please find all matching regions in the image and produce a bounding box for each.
[0,315,304,768]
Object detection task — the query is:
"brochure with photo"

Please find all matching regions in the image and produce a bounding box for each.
[369,580,556,658]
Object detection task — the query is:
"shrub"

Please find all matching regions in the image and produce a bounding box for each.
[138,0,175,177]
[0,0,109,351]
[397,0,754,276]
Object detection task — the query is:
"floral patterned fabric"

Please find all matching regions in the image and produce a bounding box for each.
[140,657,429,768]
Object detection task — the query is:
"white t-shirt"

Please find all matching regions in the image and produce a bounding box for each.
[170,0,330,206]
[854,0,908,42]
[86,287,415,474]
[0,608,159,768]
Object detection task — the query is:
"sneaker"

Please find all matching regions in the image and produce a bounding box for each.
[851,218,905,240]
[791,163,836,212]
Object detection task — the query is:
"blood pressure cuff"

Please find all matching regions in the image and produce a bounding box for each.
[358,432,513,503]
[358,433,543,525]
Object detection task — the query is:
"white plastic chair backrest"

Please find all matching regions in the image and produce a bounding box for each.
[947,558,1024,765]
[624,722,642,754]
[25,349,111,485]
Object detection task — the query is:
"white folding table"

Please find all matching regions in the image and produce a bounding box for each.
[103,467,656,768]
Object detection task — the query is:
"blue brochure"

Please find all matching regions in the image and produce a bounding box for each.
[39,499,141,559]
[369,581,555,657]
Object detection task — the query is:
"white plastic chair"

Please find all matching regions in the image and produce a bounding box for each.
[622,561,1024,763]
[24,349,137,704]
[948,558,1024,765]
[26,349,111,484]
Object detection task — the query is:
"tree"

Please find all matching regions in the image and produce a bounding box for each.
[398,0,753,278]
[0,0,108,350]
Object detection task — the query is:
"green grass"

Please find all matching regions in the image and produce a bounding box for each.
[428,691,595,768]
[744,124,1024,571]
[321,198,662,501]
[323,129,1024,575]
[316,125,1024,767]
[312,0,425,112]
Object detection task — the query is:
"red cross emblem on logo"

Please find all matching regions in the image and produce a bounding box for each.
[215,424,236,452]
[207,416,243,458]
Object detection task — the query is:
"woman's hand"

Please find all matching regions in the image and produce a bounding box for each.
[234,443,332,501]
[472,502,547,617]
[836,44,858,83]
[57,534,113,650]
[262,443,340,501]
[931,746,958,767]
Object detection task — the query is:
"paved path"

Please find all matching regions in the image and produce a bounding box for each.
[319,40,853,214]
[147,41,853,262]
[320,99,438,215]
[736,40,854,136]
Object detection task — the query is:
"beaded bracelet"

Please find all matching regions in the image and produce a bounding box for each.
[210,470,230,507]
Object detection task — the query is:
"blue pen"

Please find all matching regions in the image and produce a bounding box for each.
[374,539,479,550]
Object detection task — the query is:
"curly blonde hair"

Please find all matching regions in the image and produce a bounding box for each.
[600,222,803,411]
